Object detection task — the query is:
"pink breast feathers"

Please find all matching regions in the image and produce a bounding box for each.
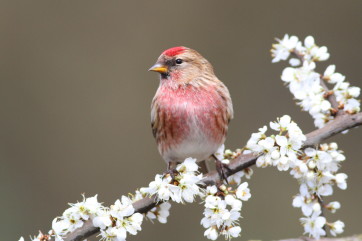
[155,84,227,154]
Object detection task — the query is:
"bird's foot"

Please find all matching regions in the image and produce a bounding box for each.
[215,159,230,185]
[164,161,179,182]
[164,168,177,181]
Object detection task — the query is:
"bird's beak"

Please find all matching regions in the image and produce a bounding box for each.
[148,63,168,74]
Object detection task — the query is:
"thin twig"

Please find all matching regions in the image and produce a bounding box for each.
[317,195,327,234]
[319,78,344,116]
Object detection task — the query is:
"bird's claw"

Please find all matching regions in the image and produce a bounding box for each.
[164,168,177,181]
[164,161,179,182]
[215,159,230,184]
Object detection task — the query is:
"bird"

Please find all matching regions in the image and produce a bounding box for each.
[149,46,233,179]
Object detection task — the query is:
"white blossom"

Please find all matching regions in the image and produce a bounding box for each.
[334,173,348,190]
[300,212,326,239]
[141,158,202,204]
[92,210,112,230]
[344,98,360,113]
[304,36,315,49]
[52,218,71,238]
[348,86,361,97]
[325,201,341,213]
[329,220,345,236]
[205,185,218,196]
[270,115,292,131]
[157,203,172,223]
[100,226,127,241]
[221,226,241,239]
[292,184,319,217]
[125,213,143,235]
[225,194,242,211]
[62,212,84,232]
[323,65,345,84]
[140,174,174,201]
[271,34,299,63]
[178,173,202,203]
[236,182,251,201]
[110,197,135,220]
[290,161,308,179]
[176,157,199,173]
[289,58,301,66]
[333,81,360,114]
[204,227,219,240]
[311,46,330,61]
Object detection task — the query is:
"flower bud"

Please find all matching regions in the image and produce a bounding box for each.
[306,171,315,180]
[308,161,316,169]
[329,142,338,150]
[312,202,321,212]
[219,185,227,192]
[271,150,281,160]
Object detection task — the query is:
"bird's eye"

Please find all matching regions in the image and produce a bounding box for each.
[175,58,183,64]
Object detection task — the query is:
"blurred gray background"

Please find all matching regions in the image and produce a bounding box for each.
[1,1,361,240]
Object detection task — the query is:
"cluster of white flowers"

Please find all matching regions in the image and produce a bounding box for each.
[198,145,253,240]
[201,183,251,240]
[47,194,144,241]
[272,34,360,128]
[140,158,203,203]
[245,115,347,239]
[132,190,171,224]
[245,115,306,171]
[331,72,361,114]
[139,156,254,240]
[293,143,347,238]
[51,195,104,240]
[145,202,171,224]
[92,196,143,241]
[20,192,173,241]
[18,159,208,241]
[19,232,51,241]
[272,34,329,64]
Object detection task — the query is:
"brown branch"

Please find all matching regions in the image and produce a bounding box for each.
[320,80,338,111]
[303,113,362,147]
[63,112,362,241]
